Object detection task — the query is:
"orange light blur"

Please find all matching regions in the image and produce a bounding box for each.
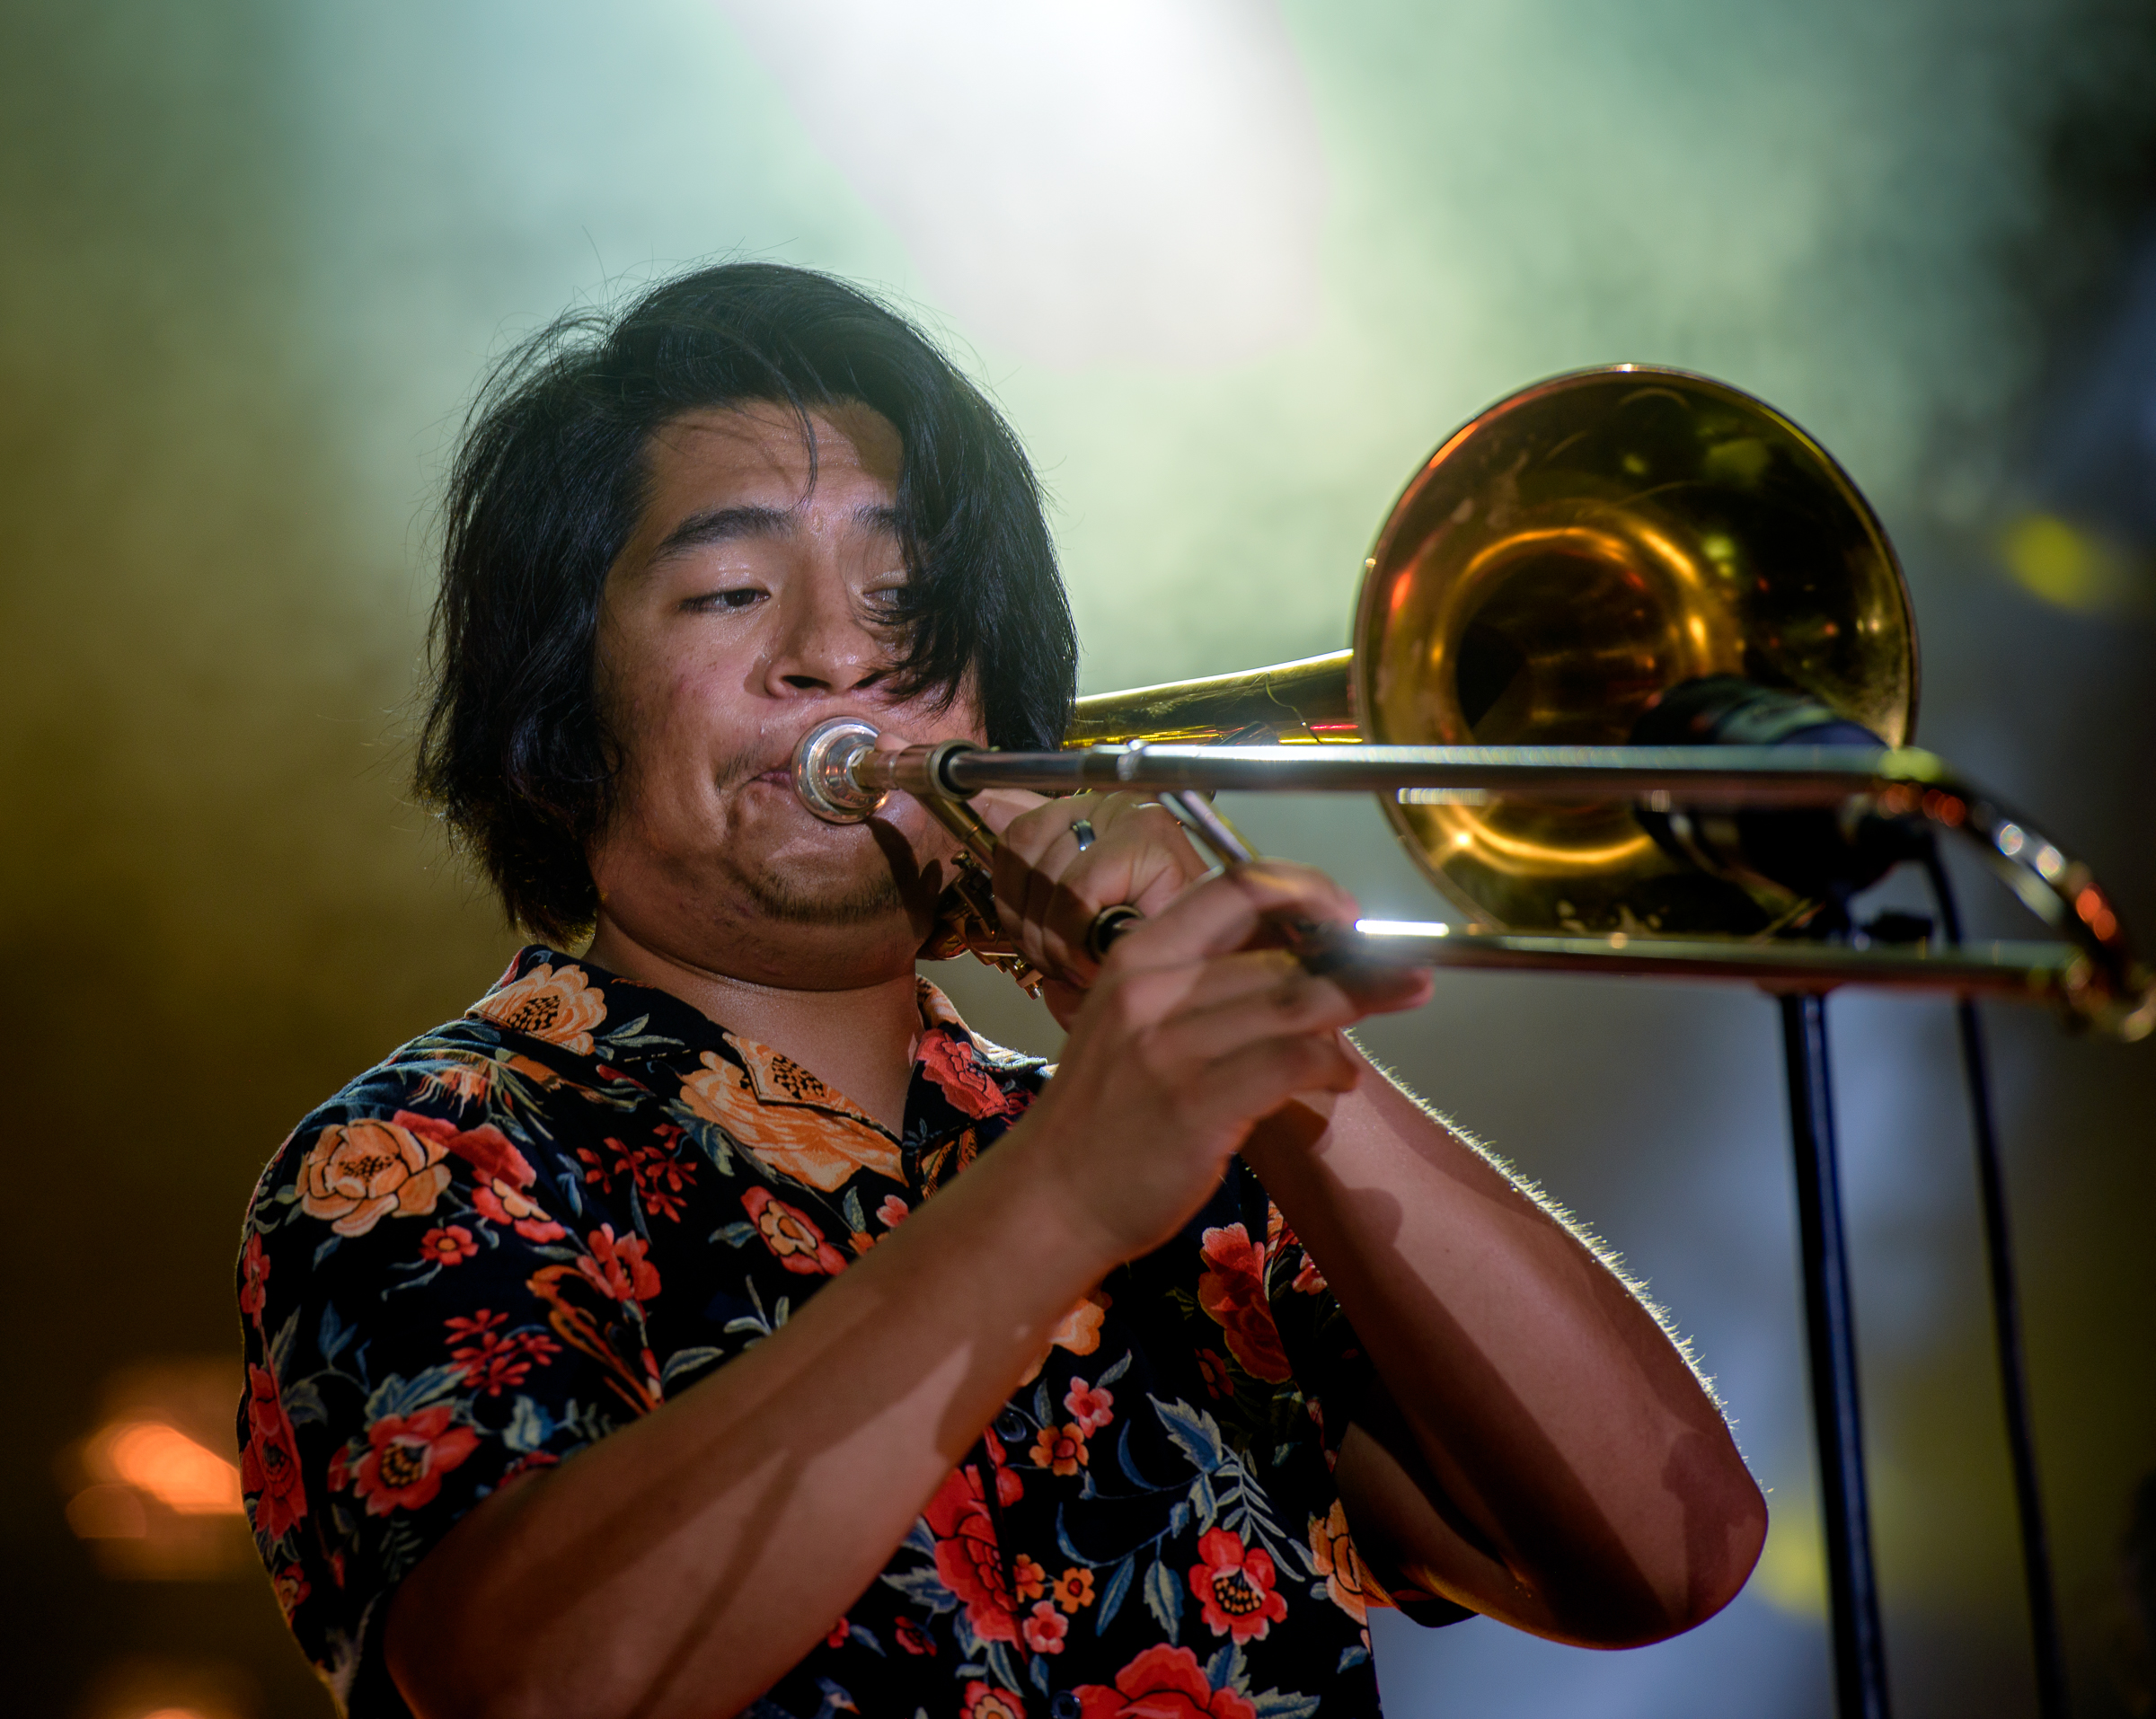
[96,1420,243,1515]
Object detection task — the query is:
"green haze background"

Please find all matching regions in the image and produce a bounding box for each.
[4,2,2153,1715]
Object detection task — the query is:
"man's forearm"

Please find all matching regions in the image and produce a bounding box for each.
[385,1124,1115,1719]
[1239,1053,1766,1644]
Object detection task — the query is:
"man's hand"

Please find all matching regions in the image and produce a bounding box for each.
[977,789,1208,1022]
[1012,860,1431,1261]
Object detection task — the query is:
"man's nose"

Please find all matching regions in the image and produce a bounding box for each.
[760,577,885,697]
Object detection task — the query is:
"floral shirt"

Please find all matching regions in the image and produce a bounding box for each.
[236,948,1464,1719]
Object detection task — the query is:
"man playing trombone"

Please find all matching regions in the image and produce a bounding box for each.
[235,263,1765,1719]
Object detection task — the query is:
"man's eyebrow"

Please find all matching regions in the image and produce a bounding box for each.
[648,501,905,564]
[649,504,795,562]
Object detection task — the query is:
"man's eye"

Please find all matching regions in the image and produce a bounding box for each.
[862,586,906,615]
[685,587,764,613]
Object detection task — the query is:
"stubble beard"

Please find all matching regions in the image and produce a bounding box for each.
[708,739,915,928]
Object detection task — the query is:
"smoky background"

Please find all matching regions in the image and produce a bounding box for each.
[3,2,2152,1715]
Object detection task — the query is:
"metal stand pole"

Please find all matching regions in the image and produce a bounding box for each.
[1780,993,1892,1719]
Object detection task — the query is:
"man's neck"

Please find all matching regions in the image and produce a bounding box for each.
[584,916,925,1134]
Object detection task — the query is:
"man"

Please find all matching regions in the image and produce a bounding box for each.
[237,263,1765,1719]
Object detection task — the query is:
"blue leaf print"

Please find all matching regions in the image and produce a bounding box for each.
[1097,1553,1135,1632]
[1152,1396,1226,1473]
[1141,1553,1184,1642]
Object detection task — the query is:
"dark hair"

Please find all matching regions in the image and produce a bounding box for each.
[414,262,1078,944]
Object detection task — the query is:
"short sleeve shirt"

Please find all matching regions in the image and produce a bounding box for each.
[236,948,1462,1719]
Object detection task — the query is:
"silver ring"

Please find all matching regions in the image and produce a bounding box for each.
[1071,818,1097,852]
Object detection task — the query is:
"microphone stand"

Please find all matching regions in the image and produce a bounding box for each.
[1780,990,1894,1718]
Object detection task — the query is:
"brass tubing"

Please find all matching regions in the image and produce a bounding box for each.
[925,741,1937,803]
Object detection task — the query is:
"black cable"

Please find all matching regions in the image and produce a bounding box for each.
[1921,844,2071,1719]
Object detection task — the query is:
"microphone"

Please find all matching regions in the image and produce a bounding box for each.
[1630,677,1928,909]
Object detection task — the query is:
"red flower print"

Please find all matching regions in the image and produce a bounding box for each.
[420,1224,477,1266]
[894,1617,936,1655]
[1074,1644,1259,1719]
[445,1309,561,1397]
[579,1136,694,1222]
[1022,1600,1068,1654]
[1064,1377,1114,1435]
[271,1564,310,1620]
[918,1029,1016,1119]
[238,1362,307,1542]
[923,1466,1018,1643]
[576,1224,661,1304]
[473,1176,568,1243]
[1188,1528,1288,1644]
[740,1186,847,1276]
[983,1430,1024,1507]
[826,1617,852,1649]
[1052,1566,1095,1613]
[1196,1349,1233,1400]
[1029,1423,1088,1477]
[1196,1225,1291,1383]
[962,1683,1026,1719]
[1012,1553,1047,1602]
[878,1194,909,1228]
[400,1111,568,1243]
[345,1403,480,1516]
[239,1231,271,1320]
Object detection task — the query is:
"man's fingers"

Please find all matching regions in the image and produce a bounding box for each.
[992,794,1206,977]
[1102,860,1363,969]
[1119,955,1427,1066]
[1175,1033,1364,1136]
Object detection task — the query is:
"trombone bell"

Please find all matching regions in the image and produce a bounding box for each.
[1071,366,1918,939]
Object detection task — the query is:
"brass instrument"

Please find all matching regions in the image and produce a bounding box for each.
[795,365,2152,1039]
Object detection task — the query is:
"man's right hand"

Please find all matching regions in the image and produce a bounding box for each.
[1016,859,1431,1262]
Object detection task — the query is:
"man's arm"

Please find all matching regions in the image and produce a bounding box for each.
[988,795,1767,1646]
[1241,1060,1766,1646]
[383,868,1422,1719]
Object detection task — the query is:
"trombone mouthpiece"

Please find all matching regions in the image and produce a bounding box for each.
[793,718,888,824]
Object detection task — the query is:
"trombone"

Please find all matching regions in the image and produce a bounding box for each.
[794,365,2152,1041]
[795,362,2145,1717]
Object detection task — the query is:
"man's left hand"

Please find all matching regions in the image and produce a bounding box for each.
[977,789,1209,1025]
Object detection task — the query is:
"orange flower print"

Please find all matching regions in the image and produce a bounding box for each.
[471,959,607,1053]
[1196,1224,1291,1382]
[1018,1286,1111,1385]
[420,1225,476,1266]
[1029,1423,1088,1477]
[297,1117,452,1237]
[1052,1566,1095,1613]
[1188,1527,1289,1644]
[877,1194,909,1228]
[239,1362,307,1542]
[918,1028,1016,1119]
[1196,1348,1233,1400]
[576,1224,661,1303]
[1307,1497,1391,1624]
[679,1045,902,1191]
[238,1231,271,1319]
[740,1186,847,1276]
[1064,1376,1114,1435]
[340,1404,480,1516]
[962,1682,1026,1719]
[1012,1553,1047,1602]
[1021,1600,1068,1654]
